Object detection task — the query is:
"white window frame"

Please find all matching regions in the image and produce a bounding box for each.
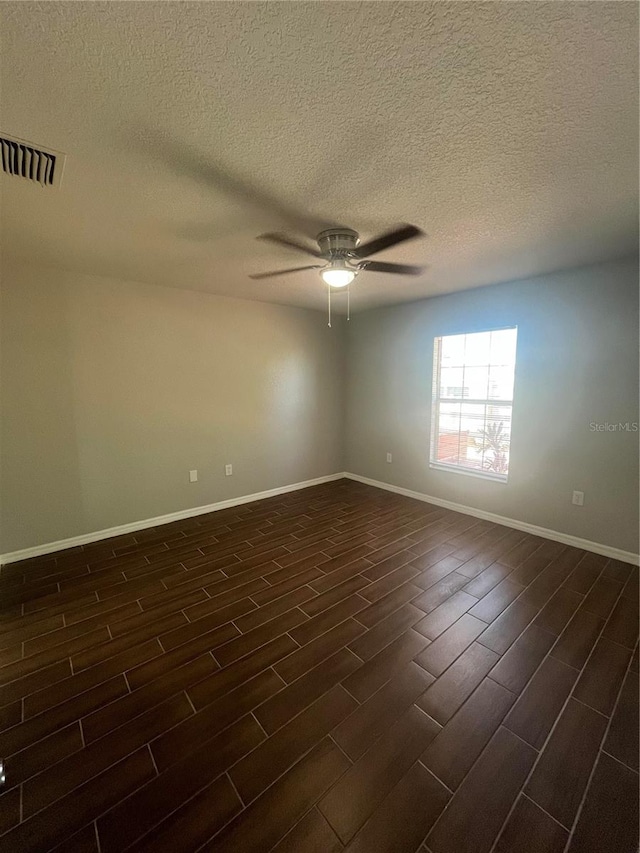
[429,327,518,483]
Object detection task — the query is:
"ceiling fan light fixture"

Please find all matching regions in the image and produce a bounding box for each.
[320,263,356,288]
[251,224,425,289]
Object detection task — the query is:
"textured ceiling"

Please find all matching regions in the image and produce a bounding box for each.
[0,2,638,312]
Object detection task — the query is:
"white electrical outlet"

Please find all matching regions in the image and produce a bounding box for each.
[189,470,198,483]
[386,452,392,463]
[225,464,233,476]
[572,490,584,506]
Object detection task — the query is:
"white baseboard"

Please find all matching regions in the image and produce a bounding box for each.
[3,470,638,568]
[344,472,640,566]
[0,473,345,565]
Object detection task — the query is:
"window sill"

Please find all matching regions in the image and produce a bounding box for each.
[429,462,508,484]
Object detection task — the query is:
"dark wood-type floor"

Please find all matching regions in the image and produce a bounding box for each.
[0,479,638,853]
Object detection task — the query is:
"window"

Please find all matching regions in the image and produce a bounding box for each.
[430,327,518,481]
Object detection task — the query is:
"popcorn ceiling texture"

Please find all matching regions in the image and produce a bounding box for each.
[0,2,637,312]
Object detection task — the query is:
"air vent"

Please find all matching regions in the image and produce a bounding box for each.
[0,133,66,187]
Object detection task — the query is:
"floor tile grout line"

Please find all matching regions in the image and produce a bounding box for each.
[15,636,260,822]
[393,559,574,831]
[600,747,639,776]
[547,651,581,671]
[16,660,134,728]
[224,726,355,818]
[225,769,246,809]
[17,567,373,730]
[267,664,288,689]
[114,748,234,853]
[10,680,187,802]
[191,604,369,681]
[452,535,538,580]
[22,580,358,732]
[520,791,571,831]
[482,571,598,706]
[184,689,197,717]
[500,723,542,753]
[146,742,160,777]
[482,559,594,658]
[416,757,455,796]
[249,710,270,740]
[327,732,355,767]
[593,634,638,654]
[191,640,356,747]
[186,773,247,853]
[7,506,436,584]
[571,695,610,719]
[7,601,211,693]
[93,820,102,853]
[15,742,162,829]
[263,806,330,853]
[398,759,459,853]
[2,486,635,849]
[284,630,302,649]
[413,669,519,812]
[561,629,639,853]
[486,569,630,853]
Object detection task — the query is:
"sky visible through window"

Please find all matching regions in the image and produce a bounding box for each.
[431,328,518,479]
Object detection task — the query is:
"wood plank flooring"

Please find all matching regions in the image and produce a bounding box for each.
[0,479,637,852]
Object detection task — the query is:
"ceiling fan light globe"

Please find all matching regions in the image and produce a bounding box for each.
[320,268,355,288]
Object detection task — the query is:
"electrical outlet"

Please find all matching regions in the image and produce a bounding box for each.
[386,452,392,463]
[225,464,233,476]
[572,490,584,506]
[189,470,198,483]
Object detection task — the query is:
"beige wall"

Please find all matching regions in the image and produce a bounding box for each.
[345,257,640,555]
[2,257,638,558]
[1,263,345,553]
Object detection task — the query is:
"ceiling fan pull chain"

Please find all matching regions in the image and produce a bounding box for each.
[327,283,331,328]
[347,283,350,321]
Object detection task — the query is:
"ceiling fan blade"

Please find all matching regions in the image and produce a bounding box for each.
[249,265,322,280]
[360,260,426,276]
[257,233,322,257]
[353,224,425,258]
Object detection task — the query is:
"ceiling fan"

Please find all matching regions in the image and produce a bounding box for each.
[133,131,427,319]
[250,224,426,288]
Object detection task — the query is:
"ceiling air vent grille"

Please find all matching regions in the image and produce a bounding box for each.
[0,134,66,187]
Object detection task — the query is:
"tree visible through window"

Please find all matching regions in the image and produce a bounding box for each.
[430,328,518,481]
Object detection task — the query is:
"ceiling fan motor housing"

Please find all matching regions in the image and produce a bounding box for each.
[317,228,359,258]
